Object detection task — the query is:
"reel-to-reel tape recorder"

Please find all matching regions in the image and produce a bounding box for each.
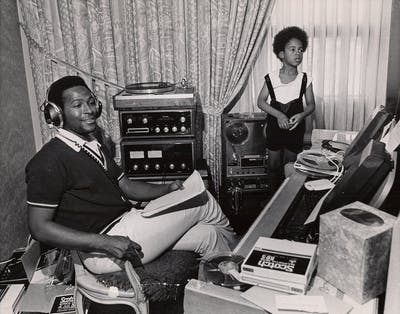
[221,113,271,233]
[221,112,269,184]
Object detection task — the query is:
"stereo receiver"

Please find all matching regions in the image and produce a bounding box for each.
[121,138,195,178]
[119,109,194,138]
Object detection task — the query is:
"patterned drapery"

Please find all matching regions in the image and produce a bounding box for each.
[18,0,275,191]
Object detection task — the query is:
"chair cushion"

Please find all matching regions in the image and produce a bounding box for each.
[96,250,199,302]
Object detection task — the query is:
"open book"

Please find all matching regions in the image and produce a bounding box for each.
[141,170,209,217]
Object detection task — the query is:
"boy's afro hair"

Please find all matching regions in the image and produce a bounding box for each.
[273,26,308,59]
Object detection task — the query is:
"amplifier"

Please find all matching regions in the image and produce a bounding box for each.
[121,138,195,178]
[222,113,268,179]
[119,109,195,138]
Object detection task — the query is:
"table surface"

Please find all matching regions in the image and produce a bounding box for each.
[184,129,379,314]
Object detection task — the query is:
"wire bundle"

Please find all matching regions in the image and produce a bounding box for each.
[294,149,344,183]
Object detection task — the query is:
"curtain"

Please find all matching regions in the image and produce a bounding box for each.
[234,0,392,133]
[18,0,275,191]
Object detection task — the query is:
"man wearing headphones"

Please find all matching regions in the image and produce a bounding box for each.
[25,76,236,274]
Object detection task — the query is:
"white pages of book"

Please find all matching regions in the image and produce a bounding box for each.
[141,170,208,217]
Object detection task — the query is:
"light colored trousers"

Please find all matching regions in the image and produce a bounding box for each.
[83,191,236,274]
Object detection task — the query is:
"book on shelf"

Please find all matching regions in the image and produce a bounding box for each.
[141,170,209,217]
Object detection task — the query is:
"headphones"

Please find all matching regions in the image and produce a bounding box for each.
[41,87,102,128]
[321,140,349,153]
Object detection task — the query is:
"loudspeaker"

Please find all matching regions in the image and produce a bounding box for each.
[318,201,396,304]
[42,91,102,128]
[221,113,268,179]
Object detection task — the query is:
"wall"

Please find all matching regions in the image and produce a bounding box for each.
[0,1,35,258]
[386,0,400,110]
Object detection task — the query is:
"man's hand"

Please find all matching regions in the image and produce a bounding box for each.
[167,180,184,193]
[102,235,144,267]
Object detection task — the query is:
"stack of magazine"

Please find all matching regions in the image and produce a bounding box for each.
[239,237,318,294]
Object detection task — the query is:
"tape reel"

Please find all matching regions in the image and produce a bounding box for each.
[225,122,249,145]
[200,253,249,291]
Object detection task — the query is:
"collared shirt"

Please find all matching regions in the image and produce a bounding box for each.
[25,130,130,232]
[57,129,107,170]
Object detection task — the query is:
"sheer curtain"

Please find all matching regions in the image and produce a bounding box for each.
[234,0,392,133]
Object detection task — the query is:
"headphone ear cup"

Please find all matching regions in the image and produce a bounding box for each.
[43,101,64,128]
[96,99,102,118]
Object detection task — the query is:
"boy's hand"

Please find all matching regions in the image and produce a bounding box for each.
[288,113,304,131]
[277,114,290,129]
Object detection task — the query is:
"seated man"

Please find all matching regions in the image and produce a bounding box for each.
[26,75,236,275]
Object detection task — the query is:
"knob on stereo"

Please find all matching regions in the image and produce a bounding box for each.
[172,126,178,132]
[163,126,169,133]
[155,127,161,133]
[142,117,148,124]
[133,164,139,171]
[144,164,149,170]
[181,163,186,169]
[180,126,186,132]
[127,118,133,124]
[169,164,175,170]
[155,164,160,170]
[180,116,186,123]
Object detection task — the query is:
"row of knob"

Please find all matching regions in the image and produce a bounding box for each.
[153,125,187,133]
[126,124,188,133]
[131,163,188,171]
[126,116,187,124]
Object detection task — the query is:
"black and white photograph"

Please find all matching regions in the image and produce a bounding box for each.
[1,0,399,313]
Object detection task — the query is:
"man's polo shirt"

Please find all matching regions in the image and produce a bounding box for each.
[25,129,131,233]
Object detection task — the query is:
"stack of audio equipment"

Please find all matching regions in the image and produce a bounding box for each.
[221,112,271,234]
[113,82,203,181]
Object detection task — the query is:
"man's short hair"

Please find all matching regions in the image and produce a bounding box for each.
[48,76,89,107]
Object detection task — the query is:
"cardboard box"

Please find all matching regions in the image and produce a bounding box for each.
[241,237,317,285]
[17,241,75,313]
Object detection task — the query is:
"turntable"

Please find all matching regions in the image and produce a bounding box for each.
[124,82,176,94]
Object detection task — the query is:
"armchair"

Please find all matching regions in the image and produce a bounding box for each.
[72,249,199,314]
[72,250,148,314]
